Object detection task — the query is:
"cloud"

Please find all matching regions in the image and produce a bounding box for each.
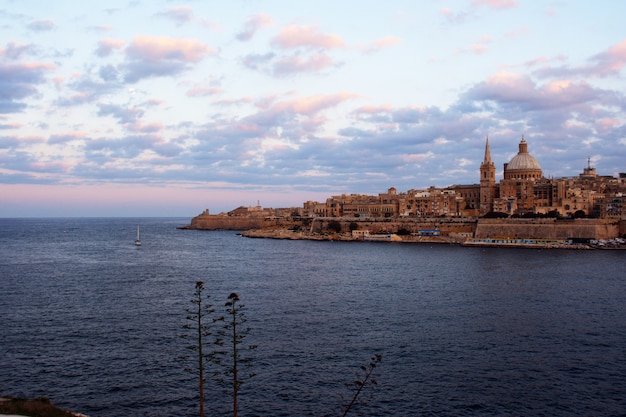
[505,26,529,39]
[462,72,604,112]
[241,52,276,71]
[534,38,626,79]
[271,93,359,114]
[271,25,346,50]
[0,136,21,148]
[236,13,274,41]
[56,69,122,106]
[472,0,519,10]
[272,52,336,76]
[242,50,338,77]
[122,36,214,82]
[97,103,144,124]
[1,42,34,60]
[442,0,517,25]
[586,38,626,77]
[361,36,402,54]
[125,36,211,62]
[439,7,471,24]
[96,39,125,57]
[0,62,55,113]
[26,19,56,32]
[243,24,351,77]
[186,83,225,97]
[156,6,195,25]
[48,132,87,145]
[0,121,22,130]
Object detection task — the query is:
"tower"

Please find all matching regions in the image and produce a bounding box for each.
[479,136,497,215]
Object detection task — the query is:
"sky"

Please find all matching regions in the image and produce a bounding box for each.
[1,1,625,217]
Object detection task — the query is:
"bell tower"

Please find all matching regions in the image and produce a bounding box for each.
[480,136,496,215]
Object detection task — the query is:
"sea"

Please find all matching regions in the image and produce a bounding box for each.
[1,217,625,417]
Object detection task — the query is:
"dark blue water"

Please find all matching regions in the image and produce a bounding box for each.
[1,218,625,416]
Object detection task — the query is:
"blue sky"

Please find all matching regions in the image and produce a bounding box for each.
[1,0,625,216]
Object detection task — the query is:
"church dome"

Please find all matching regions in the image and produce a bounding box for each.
[508,153,542,171]
[504,136,542,179]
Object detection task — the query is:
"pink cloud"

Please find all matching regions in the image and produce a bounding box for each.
[271,25,345,50]
[470,44,488,55]
[588,38,626,77]
[212,97,254,107]
[96,38,125,57]
[122,36,214,82]
[126,36,213,62]
[272,52,336,75]
[231,93,358,139]
[440,8,453,18]
[505,26,529,39]
[186,84,225,97]
[597,118,621,132]
[465,71,607,113]
[354,105,394,115]
[362,36,402,54]
[237,13,275,41]
[472,0,519,10]
[127,120,164,133]
[534,38,626,79]
[274,92,358,114]
[0,121,22,130]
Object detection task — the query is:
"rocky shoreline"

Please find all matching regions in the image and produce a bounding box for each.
[241,227,461,243]
[239,227,620,249]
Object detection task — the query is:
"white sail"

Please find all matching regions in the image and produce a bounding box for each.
[134,225,142,246]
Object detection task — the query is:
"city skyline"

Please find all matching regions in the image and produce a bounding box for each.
[1,1,625,217]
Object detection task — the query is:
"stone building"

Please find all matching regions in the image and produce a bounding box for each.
[304,136,625,219]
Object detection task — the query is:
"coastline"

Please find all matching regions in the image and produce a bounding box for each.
[182,211,626,250]
[239,227,626,249]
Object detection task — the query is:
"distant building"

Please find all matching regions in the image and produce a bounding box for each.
[303,136,626,220]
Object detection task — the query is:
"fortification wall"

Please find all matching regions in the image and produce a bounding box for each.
[185,213,620,240]
[188,214,266,230]
[475,219,619,240]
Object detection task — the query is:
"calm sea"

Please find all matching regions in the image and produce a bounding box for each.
[1,218,625,417]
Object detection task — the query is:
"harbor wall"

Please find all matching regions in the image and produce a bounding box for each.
[474,218,619,240]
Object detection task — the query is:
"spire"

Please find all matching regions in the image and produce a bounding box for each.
[483,136,492,163]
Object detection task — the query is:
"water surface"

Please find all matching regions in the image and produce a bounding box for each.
[1,218,625,416]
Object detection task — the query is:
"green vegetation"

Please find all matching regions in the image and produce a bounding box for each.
[327,219,342,233]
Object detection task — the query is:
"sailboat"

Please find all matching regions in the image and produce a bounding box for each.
[134,224,142,246]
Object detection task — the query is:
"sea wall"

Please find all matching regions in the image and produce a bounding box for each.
[474,218,619,240]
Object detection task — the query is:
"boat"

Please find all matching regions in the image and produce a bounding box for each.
[134,225,142,246]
